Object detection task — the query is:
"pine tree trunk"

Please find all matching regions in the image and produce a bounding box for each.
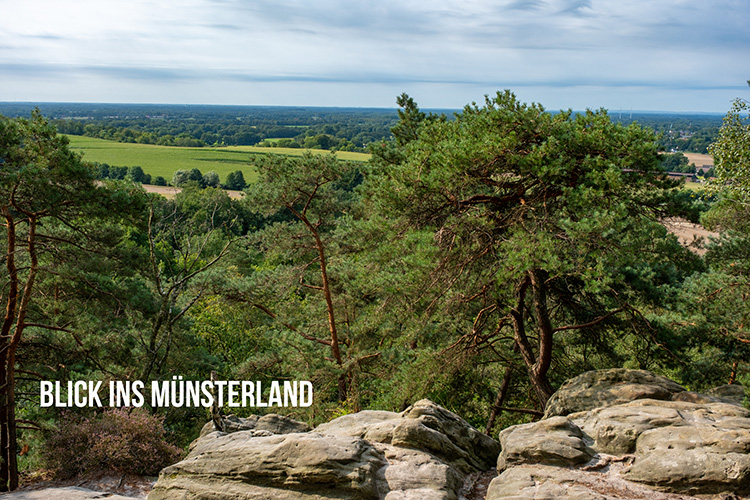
[511,271,556,411]
[485,365,513,435]
[0,355,19,491]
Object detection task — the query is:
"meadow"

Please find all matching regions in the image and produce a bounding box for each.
[66,135,371,184]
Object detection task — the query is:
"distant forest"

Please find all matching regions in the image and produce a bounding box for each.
[0,102,724,154]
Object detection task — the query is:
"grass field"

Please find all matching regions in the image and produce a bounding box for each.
[66,135,371,184]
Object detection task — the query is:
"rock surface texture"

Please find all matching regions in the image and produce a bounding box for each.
[148,399,500,500]
[146,370,749,500]
[2,487,143,500]
[489,369,750,499]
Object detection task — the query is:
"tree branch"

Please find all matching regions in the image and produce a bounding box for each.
[553,307,626,333]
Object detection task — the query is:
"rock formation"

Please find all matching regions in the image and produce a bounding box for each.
[489,369,750,499]
[148,399,499,500]
[146,369,749,500]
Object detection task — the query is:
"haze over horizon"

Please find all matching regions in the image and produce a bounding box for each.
[1,0,748,113]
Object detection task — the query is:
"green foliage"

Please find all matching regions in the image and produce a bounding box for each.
[660,152,696,173]
[0,110,97,214]
[109,165,128,180]
[0,110,155,490]
[707,97,750,212]
[224,170,247,190]
[241,152,363,403]
[8,94,750,485]
[367,90,698,410]
[64,134,368,187]
[203,170,220,188]
[188,168,204,185]
[671,92,750,390]
[30,103,398,151]
[172,168,191,187]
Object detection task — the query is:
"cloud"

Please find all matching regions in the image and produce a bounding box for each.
[0,0,746,111]
[506,1,547,11]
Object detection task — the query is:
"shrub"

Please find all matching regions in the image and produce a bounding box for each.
[202,170,220,188]
[43,408,182,478]
[224,170,246,190]
[172,169,190,187]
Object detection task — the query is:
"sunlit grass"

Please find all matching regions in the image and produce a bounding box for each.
[66,135,371,184]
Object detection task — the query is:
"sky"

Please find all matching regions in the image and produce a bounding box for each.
[0,0,748,112]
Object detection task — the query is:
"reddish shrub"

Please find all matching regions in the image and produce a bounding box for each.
[44,408,182,478]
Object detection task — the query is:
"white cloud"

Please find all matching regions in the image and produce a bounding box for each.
[0,0,746,110]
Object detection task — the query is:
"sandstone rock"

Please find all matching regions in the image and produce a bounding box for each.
[544,368,686,418]
[498,394,750,497]
[485,461,735,500]
[198,412,311,437]
[671,390,725,404]
[397,399,500,472]
[2,487,141,500]
[315,410,399,444]
[497,416,596,472]
[706,383,746,405]
[378,447,463,500]
[570,400,684,454]
[486,466,608,500]
[149,400,499,500]
[149,431,386,500]
[147,371,750,500]
[620,402,750,494]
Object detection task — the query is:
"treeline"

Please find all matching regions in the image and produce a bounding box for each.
[93,162,247,190]
[0,103,399,152]
[614,112,723,153]
[0,103,724,154]
[1,94,748,491]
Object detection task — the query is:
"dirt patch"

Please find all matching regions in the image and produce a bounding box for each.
[143,185,244,199]
[661,217,718,255]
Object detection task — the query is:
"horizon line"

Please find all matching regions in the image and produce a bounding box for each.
[0,101,728,116]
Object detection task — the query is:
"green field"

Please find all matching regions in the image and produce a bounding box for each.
[66,135,371,184]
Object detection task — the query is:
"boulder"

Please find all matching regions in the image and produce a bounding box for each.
[489,369,750,498]
[487,465,610,500]
[706,383,746,405]
[619,401,750,494]
[392,400,500,472]
[497,416,596,471]
[570,399,685,455]
[485,461,725,500]
[149,431,385,500]
[149,400,500,500]
[543,368,686,418]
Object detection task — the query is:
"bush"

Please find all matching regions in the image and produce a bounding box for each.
[224,170,246,190]
[43,408,182,478]
[203,170,220,188]
[172,169,190,187]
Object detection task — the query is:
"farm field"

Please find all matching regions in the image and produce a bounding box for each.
[65,135,371,184]
[682,152,714,168]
